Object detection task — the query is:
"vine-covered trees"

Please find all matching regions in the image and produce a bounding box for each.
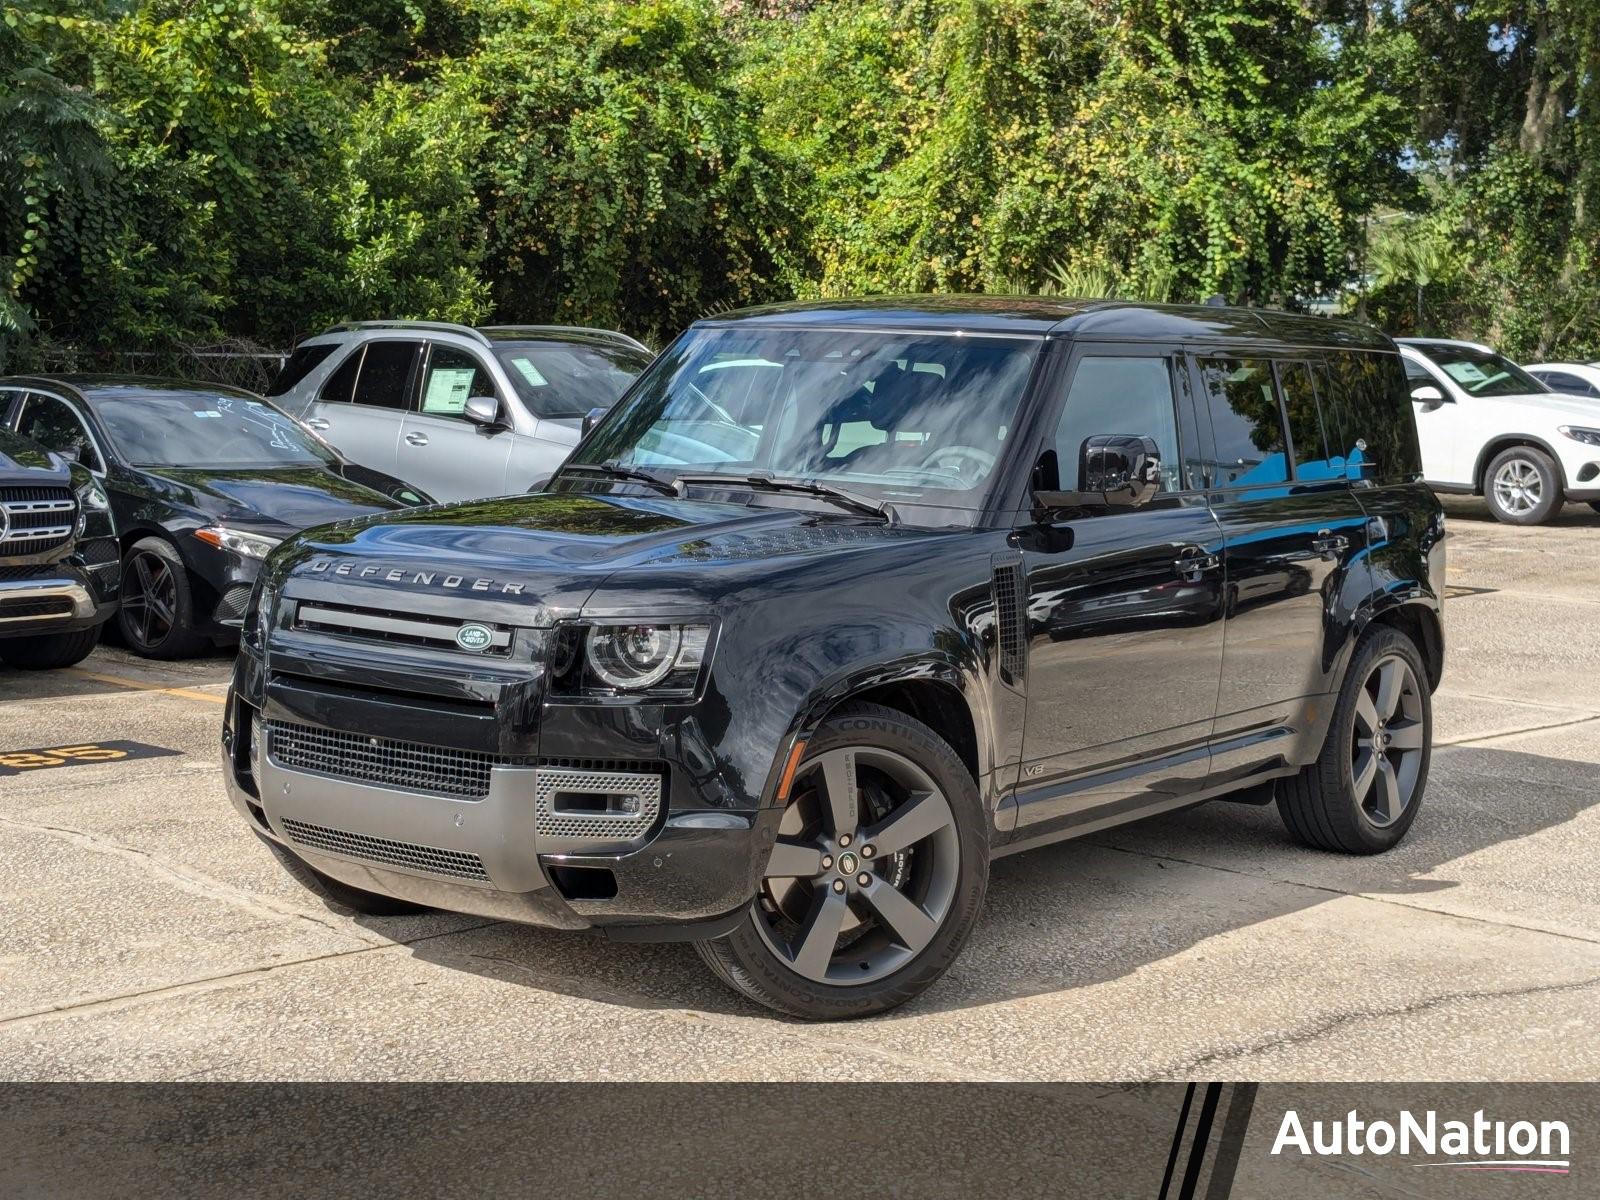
[2,0,1598,368]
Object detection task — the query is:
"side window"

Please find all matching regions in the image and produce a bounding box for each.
[15,394,104,473]
[1196,358,1288,487]
[418,345,496,419]
[1277,361,1336,481]
[265,344,336,397]
[1054,356,1184,493]
[352,341,422,410]
[319,348,362,404]
[1402,356,1438,389]
[1541,371,1598,397]
[1318,353,1423,483]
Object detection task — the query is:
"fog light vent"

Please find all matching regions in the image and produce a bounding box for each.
[534,768,662,852]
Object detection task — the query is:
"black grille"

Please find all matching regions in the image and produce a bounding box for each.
[0,597,73,619]
[266,719,498,799]
[280,818,490,881]
[1,486,76,553]
[79,537,120,565]
[993,561,1026,685]
[215,583,252,623]
[293,600,512,656]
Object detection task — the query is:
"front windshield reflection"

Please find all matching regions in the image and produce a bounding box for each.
[573,328,1042,505]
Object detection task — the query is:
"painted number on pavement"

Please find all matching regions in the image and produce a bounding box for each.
[0,741,181,777]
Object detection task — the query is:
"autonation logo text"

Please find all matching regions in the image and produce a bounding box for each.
[1272,1108,1571,1175]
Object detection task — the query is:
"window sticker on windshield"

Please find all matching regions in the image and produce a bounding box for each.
[1443,362,1489,385]
[192,410,223,419]
[422,367,476,414]
[510,358,548,388]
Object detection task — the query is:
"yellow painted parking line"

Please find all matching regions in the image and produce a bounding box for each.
[66,668,227,705]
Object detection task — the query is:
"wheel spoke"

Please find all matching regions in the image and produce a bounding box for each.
[133,556,154,592]
[789,885,850,980]
[1352,747,1378,801]
[766,838,824,879]
[1387,718,1425,750]
[1353,689,1380,737]
[1371,756,1400,823]
[1373,659,1403,720]
[815,749,858,838]
[861,878,939,954]
[862,790,952,856]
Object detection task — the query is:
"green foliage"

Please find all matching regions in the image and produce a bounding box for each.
[3,0,1600,370]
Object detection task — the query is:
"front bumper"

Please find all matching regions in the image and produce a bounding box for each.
[220,658,780,938]
[0,561,118,637]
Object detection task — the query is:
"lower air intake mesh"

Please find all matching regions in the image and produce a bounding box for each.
[280,818,490,881]
[266,720,496,800]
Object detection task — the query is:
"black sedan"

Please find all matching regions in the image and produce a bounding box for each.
[0,376,431,658]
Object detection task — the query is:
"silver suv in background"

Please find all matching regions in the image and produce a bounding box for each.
[266,321,654,502]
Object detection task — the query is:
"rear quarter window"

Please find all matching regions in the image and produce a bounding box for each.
[265,344,336,397]
[1317,352,1422,484]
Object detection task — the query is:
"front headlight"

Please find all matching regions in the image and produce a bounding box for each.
[576,622,712,693]
[193,526,283,561]
[1558,425,1600,447]
[71,470,111,538]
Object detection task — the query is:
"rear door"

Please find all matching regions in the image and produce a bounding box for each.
[397,342,513,502]
[305,340,420,478]
[1199,355,1371,787]
[1011,344,1227,836]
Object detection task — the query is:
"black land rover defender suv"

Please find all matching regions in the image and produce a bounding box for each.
[0,426,119,670]
[223,298,1445,1019]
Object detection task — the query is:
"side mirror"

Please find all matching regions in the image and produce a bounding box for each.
[1410,384,1446,409]
[1032,434,1162,515]
[581,406,608,436]
[463,395,503,430]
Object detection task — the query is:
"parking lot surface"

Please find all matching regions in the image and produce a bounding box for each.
[2,498,1598,1081]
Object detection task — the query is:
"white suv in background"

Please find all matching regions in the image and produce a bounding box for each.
[1397,338,1600,524]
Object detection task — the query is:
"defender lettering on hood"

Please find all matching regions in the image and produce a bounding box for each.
[303,557,526,594]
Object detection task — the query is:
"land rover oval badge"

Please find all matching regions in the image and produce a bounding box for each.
[455,623,494,652]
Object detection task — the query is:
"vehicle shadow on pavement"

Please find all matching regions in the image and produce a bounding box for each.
[1438,496,1600,527]
[367,742,1600,1024]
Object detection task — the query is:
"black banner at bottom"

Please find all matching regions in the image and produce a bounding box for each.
[1,1082,1592,1197]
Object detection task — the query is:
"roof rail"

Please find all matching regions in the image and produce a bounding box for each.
[479,325,651,354]
[319,320,493,348]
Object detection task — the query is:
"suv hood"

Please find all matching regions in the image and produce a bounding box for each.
[0,427,71,483]
[1464,391,1600,423]
[276,491,941,614]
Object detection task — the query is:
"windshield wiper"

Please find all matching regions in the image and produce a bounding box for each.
[562,461,678,497]
[672,472,896,524]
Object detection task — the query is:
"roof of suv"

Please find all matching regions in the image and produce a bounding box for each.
[311,321,650,354]
[699,296,1392,349]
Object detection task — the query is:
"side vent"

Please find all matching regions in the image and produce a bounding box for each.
[992,559,1026,687]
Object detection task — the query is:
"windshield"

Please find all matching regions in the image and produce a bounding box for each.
[494,340,654,419]
[1408,342,1548,398]
[95,391,334,468]
[571,327,1042,507]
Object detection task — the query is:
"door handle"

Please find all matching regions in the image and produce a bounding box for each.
[1311,529,1349,559]
[304,418,330,431]
[1173,548,1220,583]
[404,432,429,447]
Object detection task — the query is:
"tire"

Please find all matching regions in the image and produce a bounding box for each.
[1483,445,1561,525]
[0,625,102,670]
[695,702,988,1020]
[117,536,210,659]
[261,835,428,917]
[1278,625,1432,854]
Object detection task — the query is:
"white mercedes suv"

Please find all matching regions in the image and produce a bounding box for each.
[1397,338,1600,524]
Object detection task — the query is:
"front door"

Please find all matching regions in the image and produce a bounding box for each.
[1012,347,1227,837]
[1402,354,1461,486]
[1196,355,1372,785]
[397,343,512,502]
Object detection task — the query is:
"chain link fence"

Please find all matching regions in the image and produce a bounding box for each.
[34,338,289,394]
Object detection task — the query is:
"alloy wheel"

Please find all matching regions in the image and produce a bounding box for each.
[1492,459,1543,516]
[755,746,960,985]
[122,550,179,649]
[1350,653,1426,828]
